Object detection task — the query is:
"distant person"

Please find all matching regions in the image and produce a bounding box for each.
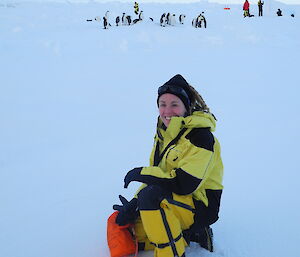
[108,74,224,257]
[258,0,264,16]
[134,2,139,15]
[277,9,282,16]
[243,0,250,17]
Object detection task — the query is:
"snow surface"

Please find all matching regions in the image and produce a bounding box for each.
[1,1,300,257]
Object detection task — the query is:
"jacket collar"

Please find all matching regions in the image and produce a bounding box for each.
[157,111,216,144]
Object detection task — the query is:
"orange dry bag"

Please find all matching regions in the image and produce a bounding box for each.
[107,211,137,257]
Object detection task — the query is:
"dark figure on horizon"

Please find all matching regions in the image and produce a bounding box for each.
[258,0,264,16]
[277,9,282,16]
[134,2,139,15]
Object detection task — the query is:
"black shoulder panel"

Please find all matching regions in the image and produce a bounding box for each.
[185,128,215,152]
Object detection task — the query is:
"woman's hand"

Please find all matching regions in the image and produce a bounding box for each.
[112,195,138,226]
[124,167,143,188]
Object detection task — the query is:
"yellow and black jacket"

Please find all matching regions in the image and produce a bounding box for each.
[134,2,139,15]
[131,111,223,225]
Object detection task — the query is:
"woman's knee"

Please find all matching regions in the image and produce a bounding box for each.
[138,185,171,210]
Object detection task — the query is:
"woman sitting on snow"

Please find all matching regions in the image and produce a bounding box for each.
[111,74,224,257]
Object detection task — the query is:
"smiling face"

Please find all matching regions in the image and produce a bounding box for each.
[158,93,187,127]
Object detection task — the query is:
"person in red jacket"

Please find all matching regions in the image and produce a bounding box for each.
[243,0,250,17]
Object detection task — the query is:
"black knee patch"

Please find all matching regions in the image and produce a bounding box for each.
[138,185,171,210]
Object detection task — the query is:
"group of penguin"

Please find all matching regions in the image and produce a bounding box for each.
[87,10,144,29]
[192,12,207,28]
[116,10,145,27]
[160,13,186,26]
[159,12,206,28]
[88,10,207,29]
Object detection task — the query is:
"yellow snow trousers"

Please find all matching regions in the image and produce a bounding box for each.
[134,190,195,257]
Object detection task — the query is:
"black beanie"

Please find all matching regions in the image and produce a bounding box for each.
[157,74,193,112]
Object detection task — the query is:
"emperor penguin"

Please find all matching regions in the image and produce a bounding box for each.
[179,14,186,24]
[126,15,132,25]
[160,13,166,27]
[105,11,111,26]
[170,14,176,26]
[166,13,170,25]
[122,13,126,25]
[116,16,120,26]
[192,18,196,27]
[103,16,108,29]
[139,10,144,20]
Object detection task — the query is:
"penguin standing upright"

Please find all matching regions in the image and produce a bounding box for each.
[160,13,166,27]
[116,16,120,26]
[170,14,176,26]
[126,15,132,25]
[196,15,200,27]
[103,16,108,29]
[138,10,144,20]
[166,13,170,25]
[197,12,207,28]
[201,12,207,28]
[179,14,186,24]
[192,18,196,27]
[122,13,126,25]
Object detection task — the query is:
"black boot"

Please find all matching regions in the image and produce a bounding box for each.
[190,226,214,252]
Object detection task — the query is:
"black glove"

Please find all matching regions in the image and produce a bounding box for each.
[112,195,139,226]
[182,221,199,245]
[124,167,143,188]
